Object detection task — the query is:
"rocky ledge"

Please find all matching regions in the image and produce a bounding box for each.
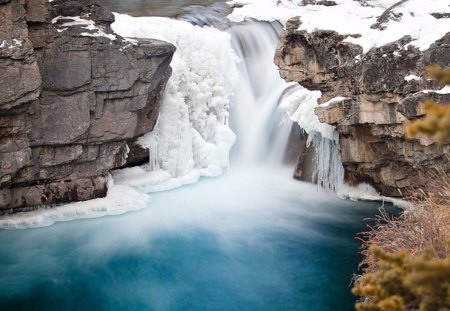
[0,0,175,211]
[275,17,450,197]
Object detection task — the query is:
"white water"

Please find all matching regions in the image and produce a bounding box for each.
[228,20,303,166]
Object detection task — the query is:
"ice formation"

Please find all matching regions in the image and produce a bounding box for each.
[110,14,238,189]
[279,87,337,142]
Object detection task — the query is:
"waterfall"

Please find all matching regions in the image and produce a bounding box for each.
[0,8,387,229]
[111,14,347,193]
[227,20,302,166]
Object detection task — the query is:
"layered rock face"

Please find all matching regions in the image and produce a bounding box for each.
[275,17,450,197]
[0,0,175,210]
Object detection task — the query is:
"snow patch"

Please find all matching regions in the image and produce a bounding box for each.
[0,39,23,50]
[79,31,117,41]
[321,96,349,107]
[52,16,117,41]
[404,74,421,82]
[228,0,450,53]
[422,85,450,94]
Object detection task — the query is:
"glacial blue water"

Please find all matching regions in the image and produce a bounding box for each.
[0,167,395,311]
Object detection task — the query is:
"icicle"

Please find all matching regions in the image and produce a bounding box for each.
[148,133,160,172]
[310,133,345,192]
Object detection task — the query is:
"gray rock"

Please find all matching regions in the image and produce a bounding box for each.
[398,92,450,119]
[0,0,42,110]
[25,0,48,23]
[39,47,92,92]
[0,0,175,211]
[31,92,91,145]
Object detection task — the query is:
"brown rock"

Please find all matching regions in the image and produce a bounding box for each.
[275,16,450,197]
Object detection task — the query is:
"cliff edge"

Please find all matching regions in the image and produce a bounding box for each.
[275,15,450,197]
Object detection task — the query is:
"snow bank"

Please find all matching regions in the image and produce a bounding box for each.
[228,0,450,53]
[337,182,409,208]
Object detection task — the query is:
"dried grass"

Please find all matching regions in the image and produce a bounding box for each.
[357,169,450,274]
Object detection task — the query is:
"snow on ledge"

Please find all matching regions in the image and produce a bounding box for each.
[51,16,117,41]
[422,85,450,94]
[404,74,422,82]
[321,96,350,107]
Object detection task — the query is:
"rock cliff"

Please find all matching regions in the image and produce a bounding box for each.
[275,16,450,197]
[0,0,175,211]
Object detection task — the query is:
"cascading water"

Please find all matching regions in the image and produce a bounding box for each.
[227,20,302,166]
[228,19,348,192]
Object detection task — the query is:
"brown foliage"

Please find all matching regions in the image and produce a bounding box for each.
[354,171,450,310]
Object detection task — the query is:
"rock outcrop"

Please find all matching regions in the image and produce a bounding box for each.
[0,0,175,211]
[275,17,450,197]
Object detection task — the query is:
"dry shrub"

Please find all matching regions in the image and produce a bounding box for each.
[353,170,450,310]
[358,170,450,273]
